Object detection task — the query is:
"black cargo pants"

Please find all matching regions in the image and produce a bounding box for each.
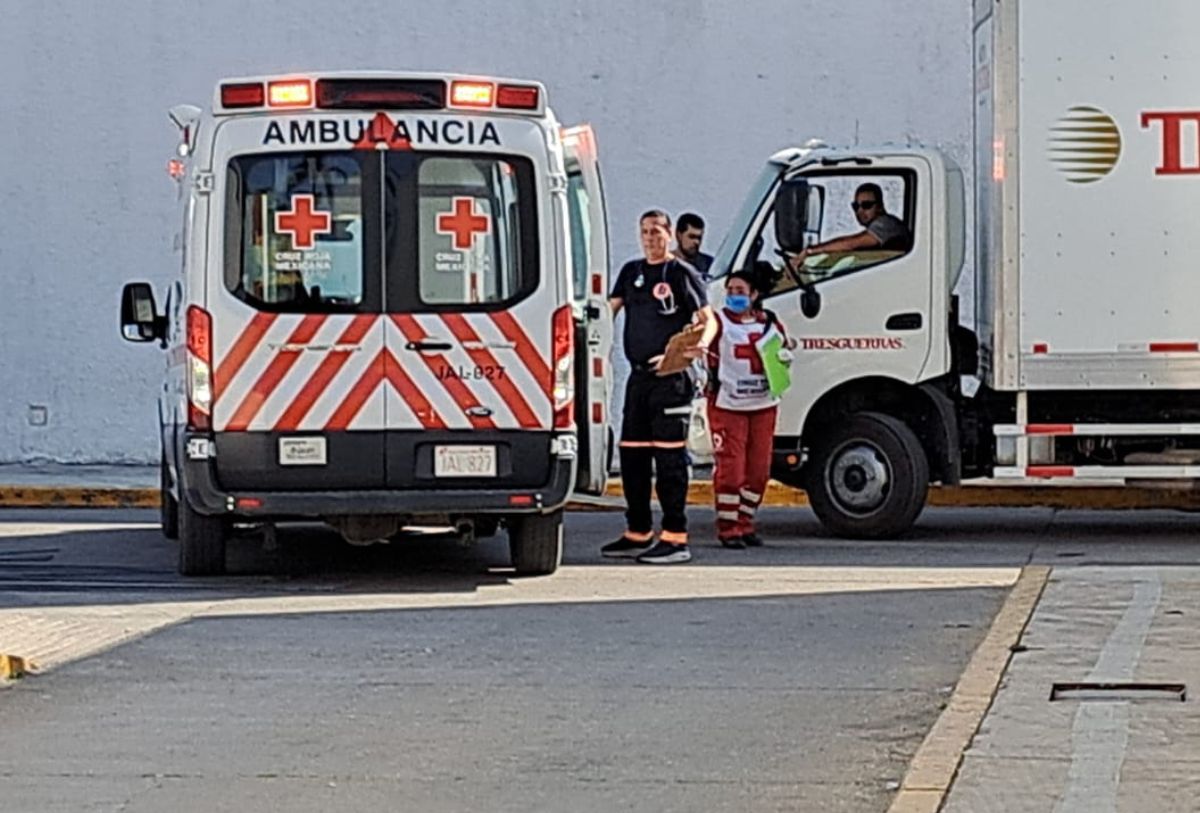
[619,368,693,544]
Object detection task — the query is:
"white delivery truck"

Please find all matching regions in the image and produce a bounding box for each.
[120,72,613,575]
[708,0,1200,538]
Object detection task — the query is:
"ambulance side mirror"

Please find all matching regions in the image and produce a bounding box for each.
[120,283,165,344]
[774,179,811,254]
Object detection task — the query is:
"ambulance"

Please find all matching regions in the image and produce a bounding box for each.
[120,72,613,575]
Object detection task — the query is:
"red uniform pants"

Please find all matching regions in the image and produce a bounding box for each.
[708,403,777,539]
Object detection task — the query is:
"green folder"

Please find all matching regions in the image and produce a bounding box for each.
[755,330,792,398]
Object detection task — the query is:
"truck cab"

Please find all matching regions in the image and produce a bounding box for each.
[707,143,967,538]
[120,72,612,575]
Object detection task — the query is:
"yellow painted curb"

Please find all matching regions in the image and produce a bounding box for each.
[887,565,1051,813]
[604,479,1200,511]
[0,487,158,509]
[4,481,1200,512]
[0,653,32,680]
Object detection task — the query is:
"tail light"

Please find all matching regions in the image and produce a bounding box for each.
[186,305,213,431]
[551,305,574,430]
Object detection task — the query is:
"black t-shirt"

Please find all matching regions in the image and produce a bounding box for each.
[610,257,707,365]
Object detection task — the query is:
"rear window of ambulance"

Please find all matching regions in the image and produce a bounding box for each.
[224,152,366,310]
[383,153,539,311]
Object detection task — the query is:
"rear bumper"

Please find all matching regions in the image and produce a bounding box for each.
[179,433,575,519]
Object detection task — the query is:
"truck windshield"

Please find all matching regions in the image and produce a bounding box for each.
[708,161,784,281]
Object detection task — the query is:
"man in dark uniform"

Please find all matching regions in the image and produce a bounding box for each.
[674,212,714,278]
[602,210,715,564]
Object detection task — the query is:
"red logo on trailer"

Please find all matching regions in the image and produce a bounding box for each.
[1141,111,1200,175]
[437,197,491,250]
[274,194,332,250]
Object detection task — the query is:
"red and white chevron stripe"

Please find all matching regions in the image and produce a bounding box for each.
[211,309,552,433]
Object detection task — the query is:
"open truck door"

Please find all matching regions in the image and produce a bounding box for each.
[563,125,613,495]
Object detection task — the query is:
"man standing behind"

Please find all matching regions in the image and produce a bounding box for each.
[674,212,714,278]
[602,210,714,564]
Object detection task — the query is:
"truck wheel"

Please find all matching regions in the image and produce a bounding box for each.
[160,456,179,541]
[178,493,227,576]
[508,510,564,576]
[807,412,929,539]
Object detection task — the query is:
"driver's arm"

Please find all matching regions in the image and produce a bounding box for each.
[807,230,882,254]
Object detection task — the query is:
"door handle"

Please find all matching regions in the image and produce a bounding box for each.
[886,312,923,331]
[406,340,453,352]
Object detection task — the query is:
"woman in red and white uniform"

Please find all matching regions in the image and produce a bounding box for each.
[704,270,794,548]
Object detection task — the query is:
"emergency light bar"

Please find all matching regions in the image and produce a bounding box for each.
[268,79,312,108]
[215,74,543,115]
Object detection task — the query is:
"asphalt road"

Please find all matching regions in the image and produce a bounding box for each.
[2,506,1199,812]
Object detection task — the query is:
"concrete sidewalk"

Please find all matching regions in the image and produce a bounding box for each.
[6,463,1200,511]
[937,566,1200,812]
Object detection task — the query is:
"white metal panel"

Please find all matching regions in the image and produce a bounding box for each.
[1018,1,1200,383]
[563,124,613,494]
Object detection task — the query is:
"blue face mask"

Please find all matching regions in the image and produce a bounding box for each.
[725,294,752,314]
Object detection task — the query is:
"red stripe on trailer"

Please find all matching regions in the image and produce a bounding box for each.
[1149,342,1200,353]
[1032,343,1049,354]
[1027,424,1075,435]
[1027,466,1075,478]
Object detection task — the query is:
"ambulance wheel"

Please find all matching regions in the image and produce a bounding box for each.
[160,457,179,541]
[807,412,928,539]
[178,494,227,576]
[508,510,563,576]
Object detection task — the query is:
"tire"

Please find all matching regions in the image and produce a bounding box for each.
[508,510,564,576]
[160,456,179,541]
[806,411,929,539]
[178,491,227,576]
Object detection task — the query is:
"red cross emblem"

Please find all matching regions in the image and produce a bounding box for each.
[733,332,765,374]
[437,197,491,250]
[274,194,332,250]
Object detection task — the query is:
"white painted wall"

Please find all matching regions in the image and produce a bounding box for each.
[0,0,972,463]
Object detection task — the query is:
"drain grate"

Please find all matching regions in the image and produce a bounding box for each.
[1050,682,1186,702]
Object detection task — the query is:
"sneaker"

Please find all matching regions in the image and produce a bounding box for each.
[601,536,653,559]
[720,536,746,550]
[636,541,692,564]
[741,532,764,547]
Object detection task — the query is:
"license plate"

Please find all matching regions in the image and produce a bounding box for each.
[279,437,327,466]
[434,445,496,478]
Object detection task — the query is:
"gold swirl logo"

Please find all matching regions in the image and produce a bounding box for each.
[1050,106,1122,184]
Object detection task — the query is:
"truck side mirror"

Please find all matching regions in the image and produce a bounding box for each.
[800,287,822,319]
[120,282,165,344]
[774,178,810,253]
